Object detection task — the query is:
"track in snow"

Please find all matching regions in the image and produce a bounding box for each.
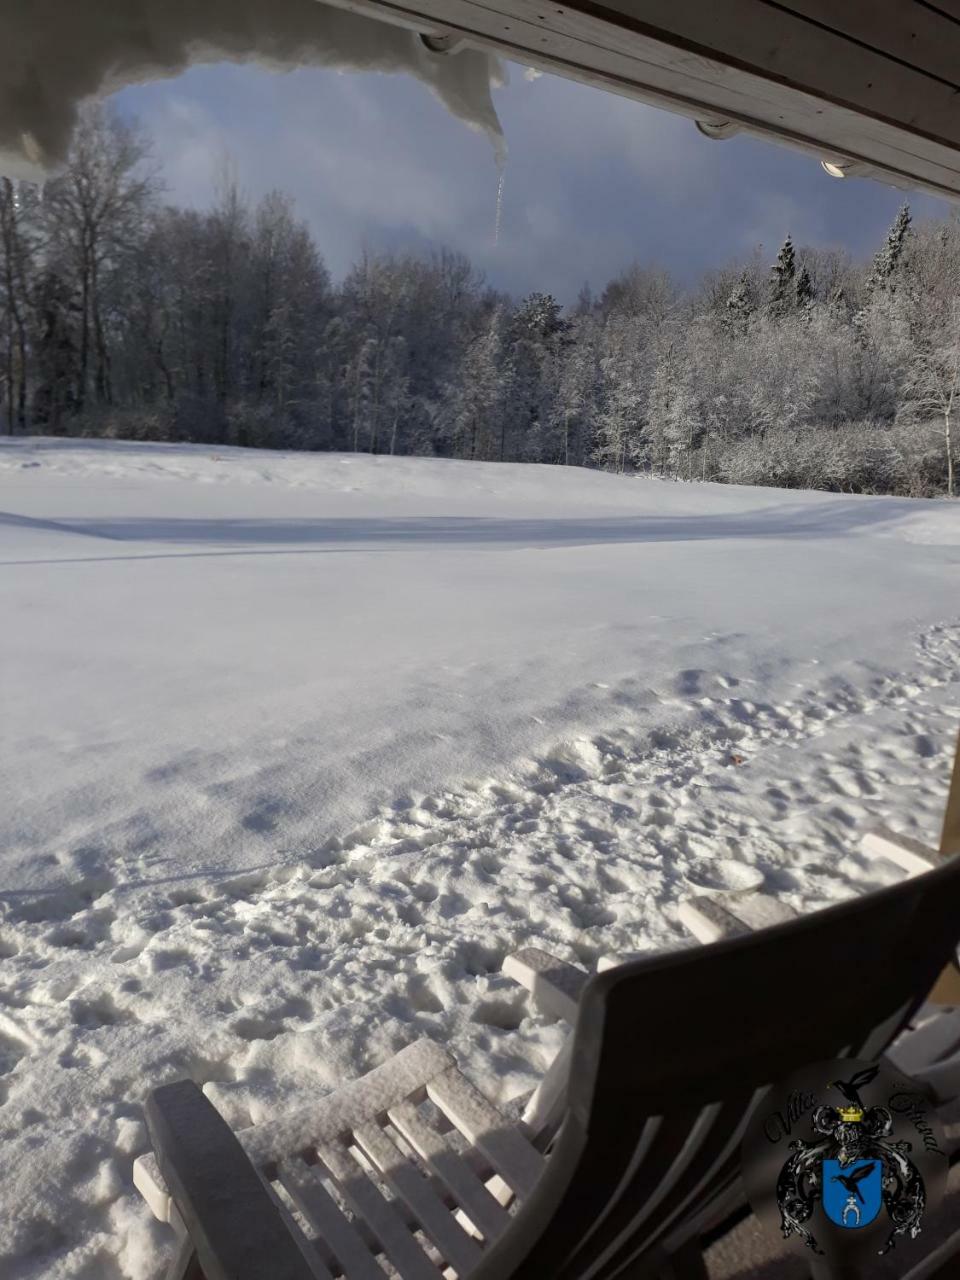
[0,620,957,1278]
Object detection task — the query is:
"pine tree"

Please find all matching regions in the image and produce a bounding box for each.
[868,204,911,292]
[769,236,797,315]
[795,265,814,312]
[512,292,568,341]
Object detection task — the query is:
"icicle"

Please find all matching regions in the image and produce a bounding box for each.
[494,158,506,247]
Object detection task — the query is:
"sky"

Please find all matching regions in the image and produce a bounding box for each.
[113,57,951,304]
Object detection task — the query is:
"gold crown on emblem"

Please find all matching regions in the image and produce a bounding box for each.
[837,1105,864,1123]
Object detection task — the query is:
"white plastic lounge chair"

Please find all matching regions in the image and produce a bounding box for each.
[135,838,960,1280]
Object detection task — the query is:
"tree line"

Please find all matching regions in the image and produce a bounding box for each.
[1,105,957,497]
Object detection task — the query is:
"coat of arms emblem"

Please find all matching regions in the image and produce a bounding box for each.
[741,1058,947,1268]
[775,1065,926,1255]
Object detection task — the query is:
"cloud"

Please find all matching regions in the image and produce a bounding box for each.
[128,63,501,282]
[0,0,505,179]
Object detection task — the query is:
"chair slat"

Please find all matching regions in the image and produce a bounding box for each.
[263,1179,337,1280]
[594,1095,759,1279]
[243,1039,453,1168]
[676,892,799,946]
[277,1157,387,1280]
[317,1139,445,1280]
[426,1067,544,1199]
[569,1108,710,1275]
[352,1121,483,1277]
[725,892,798,931]
[387,1100,512,1244]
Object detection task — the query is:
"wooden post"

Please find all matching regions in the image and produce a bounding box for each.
[928,730,960,1005]
[940,728,960,858]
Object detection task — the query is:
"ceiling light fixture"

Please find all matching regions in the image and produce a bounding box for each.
[695,118,740,140]
[421,30,467,55]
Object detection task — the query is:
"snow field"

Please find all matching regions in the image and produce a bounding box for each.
[1,439,958,1277]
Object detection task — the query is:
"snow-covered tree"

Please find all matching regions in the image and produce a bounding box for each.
[8,102,960,498]
[554,313,599,465]
[0,178,35,432]
[769,236,797,315]
[647,348,699,477]
[450,309,505,461]
[40,105,156,413]
[724,271,755,334]
[595,314,648,473]
[903,303,960,497]
[348,335,378,453]
[513,291,567,341]
[868,204,912,293]
[794,265,814,313]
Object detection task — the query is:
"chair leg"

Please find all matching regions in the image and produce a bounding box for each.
[657,1239,710,1279]
[807,1254,860,1280]
[165,1236,205,1280]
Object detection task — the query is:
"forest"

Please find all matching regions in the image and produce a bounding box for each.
[1,106,957,497]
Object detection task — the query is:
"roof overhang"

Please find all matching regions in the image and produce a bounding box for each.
[324,0,960,201]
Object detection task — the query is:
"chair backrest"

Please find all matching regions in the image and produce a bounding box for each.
[475,852,960,1280]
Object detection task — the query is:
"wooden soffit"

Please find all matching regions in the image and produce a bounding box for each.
[325,0,960,201]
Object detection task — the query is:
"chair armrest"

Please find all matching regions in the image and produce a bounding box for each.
[502,948,589,1023]
[905,1054,960,1109]
[861,826,940,877]
[886,1008,960,1075]
[144,1080,321,1280]
[676,897,751,944]
[677,892,799,944]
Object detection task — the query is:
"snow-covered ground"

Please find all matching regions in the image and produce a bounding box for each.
[1,437,958,1278]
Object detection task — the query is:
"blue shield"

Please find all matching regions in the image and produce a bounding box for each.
[822,1159,882,1229]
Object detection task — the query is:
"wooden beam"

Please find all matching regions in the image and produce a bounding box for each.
[928,730,960,1005]
[925,0,960,23]
[325,0,960,201]
[568,0,960,145]
[941,729,960,858]
[769,2,960,90]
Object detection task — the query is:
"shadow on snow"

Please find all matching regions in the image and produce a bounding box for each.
[0,501,922,565]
